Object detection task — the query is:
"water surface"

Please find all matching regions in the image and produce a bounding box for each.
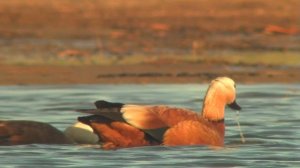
[0,84,300,167]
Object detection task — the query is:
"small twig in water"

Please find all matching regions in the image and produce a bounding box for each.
[235,110,246,143]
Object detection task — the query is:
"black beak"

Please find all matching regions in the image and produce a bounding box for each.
[228,100,242,110]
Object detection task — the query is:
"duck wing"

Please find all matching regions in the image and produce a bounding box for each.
[76,100,199,142]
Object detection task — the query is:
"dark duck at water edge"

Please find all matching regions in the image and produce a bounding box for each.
[67,76,242,150]
[0,120,72,145]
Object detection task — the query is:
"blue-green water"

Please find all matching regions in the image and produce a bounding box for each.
[0,84,299,168]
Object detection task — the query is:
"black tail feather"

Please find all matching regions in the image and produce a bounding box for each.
[77,115,99,125]
[76,109,125,122]
[76,100,124,114]
[77,115,116,125]
[94,100,124,110]
[76,100,125,122]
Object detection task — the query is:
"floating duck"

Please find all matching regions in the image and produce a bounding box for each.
[0,120,72,145]
[67,76,241,149]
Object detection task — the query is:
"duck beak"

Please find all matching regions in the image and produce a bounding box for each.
[228,100,242,110]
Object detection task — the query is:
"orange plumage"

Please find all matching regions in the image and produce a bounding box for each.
[164,120,224,146]
[74,76,241,149]
[86,118,154,150]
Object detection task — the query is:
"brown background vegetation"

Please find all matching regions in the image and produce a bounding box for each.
[0,0,299,84]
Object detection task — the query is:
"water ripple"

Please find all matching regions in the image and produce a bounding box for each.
[0,84,300,167]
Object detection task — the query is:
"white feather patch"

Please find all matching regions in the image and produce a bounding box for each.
[64,122,99,144]
[121,105,166,129]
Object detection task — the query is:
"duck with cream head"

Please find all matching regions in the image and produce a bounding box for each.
[67,76,242,149]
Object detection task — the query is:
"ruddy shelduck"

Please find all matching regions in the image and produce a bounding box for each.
[71,76,242,149]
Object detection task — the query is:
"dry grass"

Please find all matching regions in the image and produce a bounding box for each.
[0,0,299,66]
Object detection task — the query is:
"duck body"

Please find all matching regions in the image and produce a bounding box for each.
[73,77,241,149]
[163,119,225,146]
[76,105,225,149]
[0,120,72,145]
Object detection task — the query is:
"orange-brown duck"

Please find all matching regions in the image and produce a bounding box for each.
[70,77,241,150]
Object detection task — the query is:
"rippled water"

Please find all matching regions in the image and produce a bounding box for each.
[0,84,299,167]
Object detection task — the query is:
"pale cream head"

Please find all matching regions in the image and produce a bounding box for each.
[211,76,237,105]
[201,76,241,121]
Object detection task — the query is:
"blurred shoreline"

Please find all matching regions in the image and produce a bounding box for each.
[0,0,299,85]
[1,63,299,85]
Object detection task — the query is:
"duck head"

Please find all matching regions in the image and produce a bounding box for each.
[201,76,241,121]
